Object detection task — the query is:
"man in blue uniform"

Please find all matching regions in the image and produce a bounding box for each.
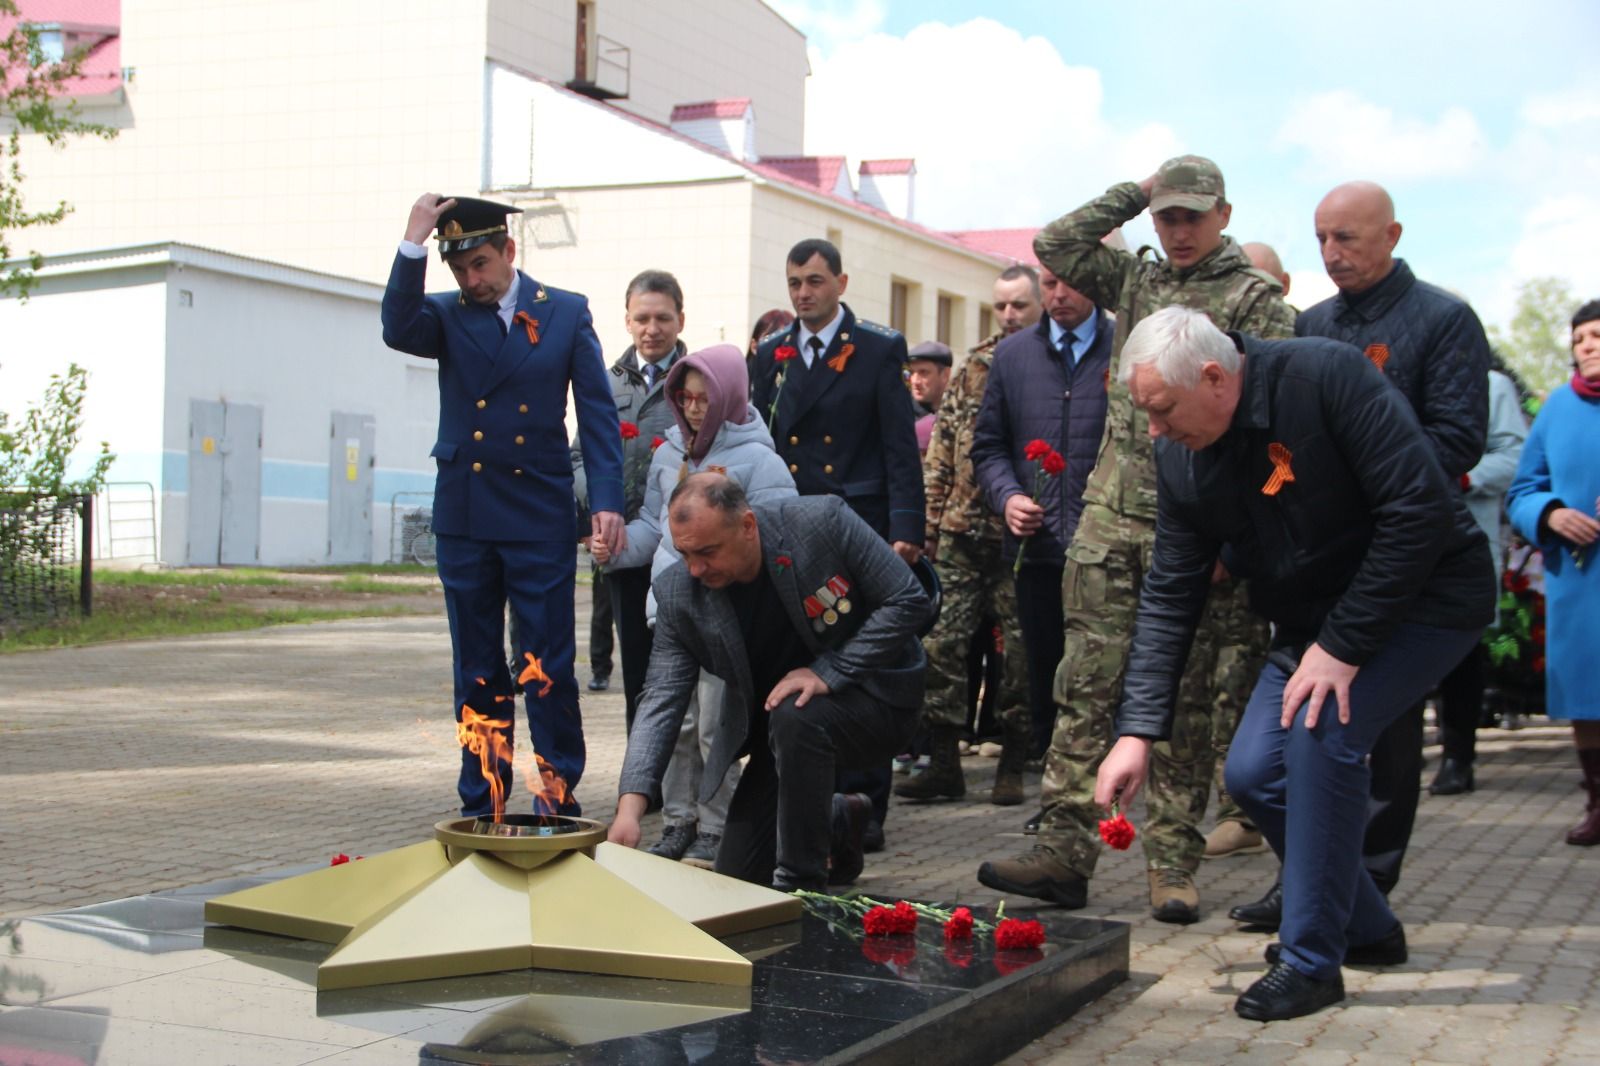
[382,193,626,817]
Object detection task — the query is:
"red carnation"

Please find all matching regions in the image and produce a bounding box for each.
[651,435,665,450]
[1098,812,1136,850]
[774,345,799,362]
[620,421,640,440]
[943,906,974,941]
[994,917,1046,950]
[330,853,350,866]
[1023,439,1051,461]
[1040,450,1066,476]
[863,901,917,936]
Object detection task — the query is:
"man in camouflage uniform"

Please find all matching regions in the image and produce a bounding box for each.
[977,156,1294,923]
[896,266,1040,805]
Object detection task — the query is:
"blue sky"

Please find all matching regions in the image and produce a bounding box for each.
[773,0,1600,323]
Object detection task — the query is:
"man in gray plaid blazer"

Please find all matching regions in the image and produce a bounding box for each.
[610,474,928,890]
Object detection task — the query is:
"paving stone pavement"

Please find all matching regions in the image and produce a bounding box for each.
[2,607,1597,1064]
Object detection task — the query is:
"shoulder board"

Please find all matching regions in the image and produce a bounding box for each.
[758,327,791,346]
[1240,267,1285,291]
[853,318,901,339]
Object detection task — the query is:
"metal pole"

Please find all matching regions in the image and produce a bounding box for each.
[78,494,93,617]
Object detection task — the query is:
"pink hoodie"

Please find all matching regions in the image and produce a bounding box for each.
[662,344,751,462]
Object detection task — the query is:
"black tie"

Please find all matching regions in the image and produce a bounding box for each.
[497,313,507,338]
[807,336,824,366]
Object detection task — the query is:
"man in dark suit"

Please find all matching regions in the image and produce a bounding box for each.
[750,239,925,561]
[609,474,928,891]
[382,193,625,817]
[749,238,926,847]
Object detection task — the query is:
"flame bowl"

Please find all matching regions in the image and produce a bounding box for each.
[434,814,608,870]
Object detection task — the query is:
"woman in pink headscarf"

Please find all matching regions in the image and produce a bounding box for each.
[595,343,796,866]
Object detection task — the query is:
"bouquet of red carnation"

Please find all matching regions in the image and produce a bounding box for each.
[943,906,974,941]
[1014,439,1066,573]
[863,899,918,936]
[1098,804,1136,850]
[994,917,1046,950]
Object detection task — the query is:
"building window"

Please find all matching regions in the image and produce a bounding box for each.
[890,281,909,334]
[936,294,954,345]
[978,305,994,341]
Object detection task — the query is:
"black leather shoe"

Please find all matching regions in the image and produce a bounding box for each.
[1428,757,1474,795]
[862,820,885,854]
[1266,924,1407,968]
[586,675,610,692]
[827,793,872,886]
[1235,962,1344,1021]
[1229,880,1283,930]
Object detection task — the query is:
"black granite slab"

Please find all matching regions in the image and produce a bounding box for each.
[0,875,1128,1065]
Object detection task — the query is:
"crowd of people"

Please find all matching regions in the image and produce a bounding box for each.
[383,159,1598,1023]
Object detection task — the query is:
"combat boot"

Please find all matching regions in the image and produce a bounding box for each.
[976,845,1088,907]
[893,725,965,800]
[990,719,1029,807]
[1148,867,1201,924]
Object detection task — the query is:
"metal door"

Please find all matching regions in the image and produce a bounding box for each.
[218,403,262,565]
[186,399,262,566]
[328,411,376,563]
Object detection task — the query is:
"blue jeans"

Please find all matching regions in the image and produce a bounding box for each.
[436,534,584,817]
[1225,623,1481,979]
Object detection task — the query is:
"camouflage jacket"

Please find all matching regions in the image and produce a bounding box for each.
[923,333,1006,545]
[1034,181,1297,521]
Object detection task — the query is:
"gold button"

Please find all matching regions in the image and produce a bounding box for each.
[788,463,799,474]
[789,435,799,445]
[513,468,522,476]
[824,464,834,474]
[476,399,487,409]
[472,462,483,472]
[518,404,528,413]
[473,430,484,441]
[824,435,834,444]
[514,435,524,445]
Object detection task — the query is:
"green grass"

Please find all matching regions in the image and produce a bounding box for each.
[330,574,436,595]
[94,568,294,588]
[0,602,424,653]
[294,563,437,577]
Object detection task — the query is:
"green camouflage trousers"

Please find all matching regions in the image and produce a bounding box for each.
[1039,501,1268,876]
[920,533,1029,731]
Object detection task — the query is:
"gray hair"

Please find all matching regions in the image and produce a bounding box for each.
[668,471,749,525]
[1118,306,1241,389]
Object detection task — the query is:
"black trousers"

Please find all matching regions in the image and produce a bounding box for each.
[589,567,614,680]
[715,689,916,890]
[1362,702,1424,894]
[1437,642,1488,763]
[607,565,654,734]
[1014,562,1066,758]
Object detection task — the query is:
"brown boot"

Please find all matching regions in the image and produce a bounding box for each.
[1567,748,1600,847]
[976,845,1088,907]
[1149,867,1201,924]
[894,725,966,800]
[990,719,1029,807]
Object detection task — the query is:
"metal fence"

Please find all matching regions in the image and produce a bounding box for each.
[0,493,93,632]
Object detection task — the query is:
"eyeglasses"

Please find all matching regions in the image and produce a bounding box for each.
[674,390,710,408]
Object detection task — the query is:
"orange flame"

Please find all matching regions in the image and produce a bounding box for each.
[457,703,513,821]
[526,751,570,816]
[517,652,554,697]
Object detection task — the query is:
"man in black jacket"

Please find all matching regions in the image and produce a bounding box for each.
[1228,182,1492,930]
[1095,307,1493,1020]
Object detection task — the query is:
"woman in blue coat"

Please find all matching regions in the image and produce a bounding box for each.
[1506,299,1600,846]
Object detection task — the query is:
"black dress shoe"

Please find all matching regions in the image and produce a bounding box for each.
[1265,923,1407,968]
[1428,756,1474,795]
[827,793,872,886]
[862,820,885,854]
[1235,962,1344,1021]
[1229,880,1282,930]
[586,675,610,692]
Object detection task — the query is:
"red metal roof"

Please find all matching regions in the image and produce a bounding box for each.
[755,155,849,195]
[947,228,1041,265]
[670,98,752,122]
[860,159,914,175]
[5,0,121,99]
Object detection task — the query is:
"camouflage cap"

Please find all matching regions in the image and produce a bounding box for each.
[1149,155,1226,213]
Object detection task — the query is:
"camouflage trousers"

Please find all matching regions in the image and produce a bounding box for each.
[1039,502,1268,877]
[919,533,1029,732]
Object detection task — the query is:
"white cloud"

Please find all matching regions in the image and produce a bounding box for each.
[1520,86,1600,128]
[1274,91,1487,181]
[797,18,1181,230]
[767,0,888,50]
[1508,194,1600,297]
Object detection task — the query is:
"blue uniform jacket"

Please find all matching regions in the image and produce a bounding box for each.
[750,304,925,544]
[381,251,624,541]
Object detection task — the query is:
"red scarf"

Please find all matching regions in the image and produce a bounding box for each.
[1572,371,1600,400]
